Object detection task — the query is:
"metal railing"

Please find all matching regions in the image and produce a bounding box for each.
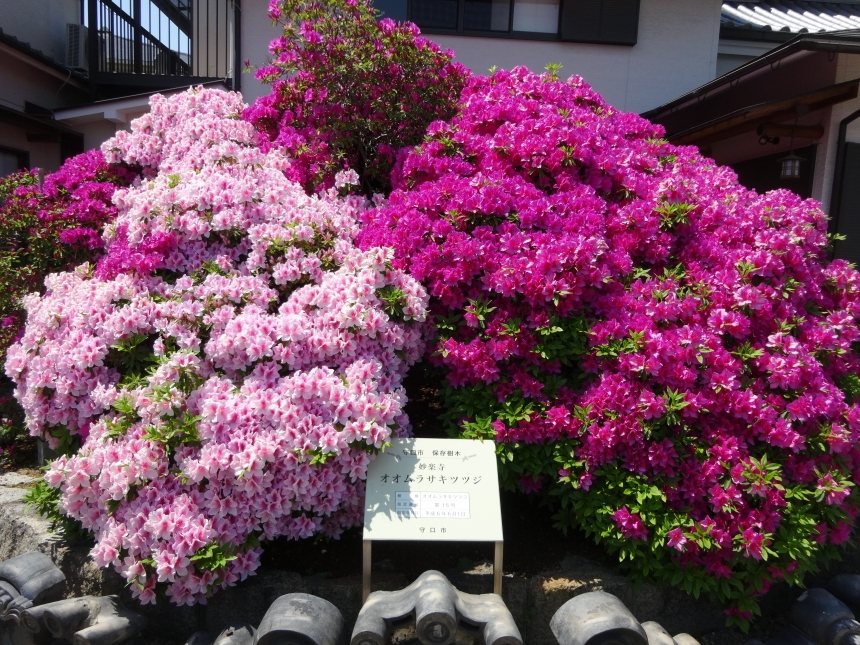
[87,0,238,90]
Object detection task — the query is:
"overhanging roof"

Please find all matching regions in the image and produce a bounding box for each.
[722,1,860,36]
[54,80,230,125]
[644,29,860,121]
[671,77,860,145]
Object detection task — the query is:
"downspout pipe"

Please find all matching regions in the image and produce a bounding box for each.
[827,105,860,238]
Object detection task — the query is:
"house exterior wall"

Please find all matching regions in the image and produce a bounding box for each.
[0,45,88,173]
[0,48,86,114]
[0,126,59,172]
[0,0,80,65]
[811,52,860,212]
[240,0,283,104]
[716,39,777,77]
[239,0,722,113]
[76,120,120,153]
[6,0,726,167]
[427,0,723,113]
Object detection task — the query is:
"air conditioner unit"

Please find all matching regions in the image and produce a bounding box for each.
[66,24,88,72]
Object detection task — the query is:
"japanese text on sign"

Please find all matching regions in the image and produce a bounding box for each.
[363,438,503,542]
[395,492,470,519]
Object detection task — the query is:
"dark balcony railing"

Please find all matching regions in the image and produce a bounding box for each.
[87,0,240,94]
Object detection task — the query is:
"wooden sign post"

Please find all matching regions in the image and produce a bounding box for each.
[362,438,504,602]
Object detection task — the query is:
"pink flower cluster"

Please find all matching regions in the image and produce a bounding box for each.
[359,67,860,611]
[6,88,428,605]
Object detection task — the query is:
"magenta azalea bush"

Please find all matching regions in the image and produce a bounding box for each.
[359,67,860,625]
[0,152,137,364]
[243,0,469,194]
[6,88,428,605]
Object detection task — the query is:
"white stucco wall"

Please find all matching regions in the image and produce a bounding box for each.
[238,0,722,113]
[811,52,860,212]
[76,120,120,153]
[427,0,723,113]
[239,0,283,104]
[716,39,777,78]
[0,0,80,64]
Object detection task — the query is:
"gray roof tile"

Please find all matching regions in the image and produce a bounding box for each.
[722,1,860,33]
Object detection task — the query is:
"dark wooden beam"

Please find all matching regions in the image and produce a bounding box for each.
[757,123,825,139]
[26,133,61,143]
[670,79,860,146]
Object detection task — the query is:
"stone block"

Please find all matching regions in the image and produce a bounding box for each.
[0,481,122,601]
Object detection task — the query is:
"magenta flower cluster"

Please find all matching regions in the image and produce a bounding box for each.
[6,88,428,605]
[359,67,860,622]
[242,0,469,194]
[38,149,139,251]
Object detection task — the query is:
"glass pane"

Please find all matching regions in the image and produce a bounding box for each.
[374,0,408,21]
[411,0,459,30]
[0,152,21,179]
[512,0,559,33]
[464,0,511,31]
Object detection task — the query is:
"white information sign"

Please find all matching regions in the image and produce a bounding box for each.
[363,438,503,542]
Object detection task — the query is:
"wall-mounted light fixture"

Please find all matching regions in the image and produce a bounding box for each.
[777,114,804,180]
[779,152,804,179]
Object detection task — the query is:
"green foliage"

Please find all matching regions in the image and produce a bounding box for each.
[377,285,408,321]
[106,334,157,374]
[142,410,202,453]
[189,541,237,573]
[23,479,87,539]
[549,459,845,629]
[0,171,49,362]
[544,63,563,81]
[839,373,860,404]
[656,201,695,230]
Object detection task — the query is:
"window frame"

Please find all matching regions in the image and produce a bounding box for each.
[406,0,639,44]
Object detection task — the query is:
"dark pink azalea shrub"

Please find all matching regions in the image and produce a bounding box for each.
[358,66,860,626]
[242,0,470,195]
[0,155,138,446]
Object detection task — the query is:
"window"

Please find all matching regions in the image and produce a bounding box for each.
[559,0,640,46]
[513,0,558,34]
[0,146,29,179]
[373,0,639,43]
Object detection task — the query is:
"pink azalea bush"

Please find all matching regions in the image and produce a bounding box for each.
[6,88,428,605]
[0,153,137,364]
[0,154,137,452]
[359,67,860,625]
[243,0,469,195]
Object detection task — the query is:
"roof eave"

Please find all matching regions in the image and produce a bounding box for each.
[642,30,860,119]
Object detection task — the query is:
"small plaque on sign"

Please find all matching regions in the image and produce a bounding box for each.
[363,438,503,542]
